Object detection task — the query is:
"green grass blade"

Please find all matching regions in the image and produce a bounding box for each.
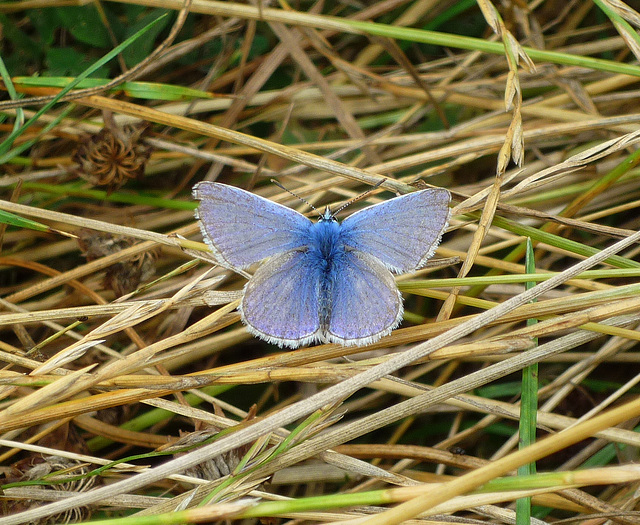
[516,238,539,524]
[12,76,216,101]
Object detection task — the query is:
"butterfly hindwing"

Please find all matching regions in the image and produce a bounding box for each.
[326,250,403,346]
[193,182,312,269]
[240,249,322,348]
[340,189,450,273]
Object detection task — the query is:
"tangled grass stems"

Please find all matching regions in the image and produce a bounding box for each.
[2,1,640,524]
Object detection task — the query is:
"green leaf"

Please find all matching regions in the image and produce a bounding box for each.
[0,13,42,72]
[55,6,110,48]
[122,9,172,68]
[45,48,109,77]
[26,9,59,45]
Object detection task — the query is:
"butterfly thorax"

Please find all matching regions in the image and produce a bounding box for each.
[308,217,346,329]
[309,217,345,262]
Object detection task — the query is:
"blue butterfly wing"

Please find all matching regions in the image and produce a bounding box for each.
[340,189,450,273]
[327,250,403,346]
[194,182,312,269]
[240,249,322,348]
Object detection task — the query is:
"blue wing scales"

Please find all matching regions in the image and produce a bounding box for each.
[194,182,312,269]
[340,189,450,273]
[326,250,403,346]
[240,249,322,348]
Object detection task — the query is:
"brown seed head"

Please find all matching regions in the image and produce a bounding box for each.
[71,124,152,193]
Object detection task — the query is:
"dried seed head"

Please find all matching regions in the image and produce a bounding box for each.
[165,428,246,481]
[77,230,156,296]
[3,424,98,523]
[71,124,152,193]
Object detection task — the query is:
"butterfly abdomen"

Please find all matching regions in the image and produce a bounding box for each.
[308,220,347,332]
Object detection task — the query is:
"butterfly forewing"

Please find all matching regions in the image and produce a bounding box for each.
[341,189,450,273]
[326,250,403,346]
[240,249,322,348]
[194,182,312,269]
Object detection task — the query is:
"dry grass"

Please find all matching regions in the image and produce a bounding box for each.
[2,0,640,524]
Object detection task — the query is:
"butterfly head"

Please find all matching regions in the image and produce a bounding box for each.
[318,206,337,223]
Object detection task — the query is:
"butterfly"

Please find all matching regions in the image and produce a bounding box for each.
[194,182,450,348]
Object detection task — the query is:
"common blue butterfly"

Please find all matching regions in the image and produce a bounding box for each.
[194,182,450,348]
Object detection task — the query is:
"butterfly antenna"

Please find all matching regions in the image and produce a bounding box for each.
[333,178,387,216]
[271,179,319,214]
